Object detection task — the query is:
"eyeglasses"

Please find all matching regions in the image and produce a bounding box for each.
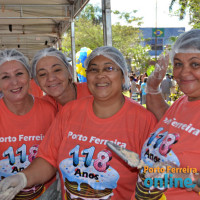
[86,66,120,74]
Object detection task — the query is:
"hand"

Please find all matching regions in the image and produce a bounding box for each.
[0,173,27,200]
[146,53,169,94]
[189,173,200,193]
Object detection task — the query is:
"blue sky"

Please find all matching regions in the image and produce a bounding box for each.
[89,0,191,31]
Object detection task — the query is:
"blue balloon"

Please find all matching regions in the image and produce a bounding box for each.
[79,51,87,68]
[82,76,87,82]
[76,47,92,83]
[77,74,87,83]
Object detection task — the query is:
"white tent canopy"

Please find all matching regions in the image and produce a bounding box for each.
[0,0,89,60]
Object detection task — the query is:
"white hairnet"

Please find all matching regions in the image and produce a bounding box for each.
[170,29,200,64]
[0,49,31,77]
[84,46,130,90]
[31,47,72,85]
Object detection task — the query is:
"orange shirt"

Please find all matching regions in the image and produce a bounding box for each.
[29,79,44,98]
[38,96,157,200]
[42,82,91,112]
[0,97,56,199]
[133,95,200,200]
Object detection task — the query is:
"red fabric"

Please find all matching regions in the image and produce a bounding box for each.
[76,82,91,99]
[38,96,157,200]
[133,95,200,200]
[29,79,44,98]
[0,97,56,196]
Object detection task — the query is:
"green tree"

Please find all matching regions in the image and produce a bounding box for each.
[112,10,143,26]
[169,0,200,28]
[62,17,103,54]
[78,3,103,25]
[62,3,152,72]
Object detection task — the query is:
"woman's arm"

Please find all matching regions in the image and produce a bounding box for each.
[146,93,169,121]
[146,54,170,120]
[23,157,57,187]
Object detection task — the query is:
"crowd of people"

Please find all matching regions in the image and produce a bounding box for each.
[0,29,200,200]
[129,71,177,105]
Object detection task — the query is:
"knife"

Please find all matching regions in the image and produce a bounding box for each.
[106,141,143,168]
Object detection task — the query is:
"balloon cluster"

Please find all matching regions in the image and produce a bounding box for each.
[76,47,92,82]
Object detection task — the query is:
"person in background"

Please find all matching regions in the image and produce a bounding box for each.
[132,29,200,200]
[160,73,172,102]
[0,49,57,200]
[143,72,148,78]
[130,75,139,101]
[0,46,157,200]
[31,47,91,112]
[141,77,147,105]
[132,73,138,82]
[138,74,144,104]
[170,75,177,95]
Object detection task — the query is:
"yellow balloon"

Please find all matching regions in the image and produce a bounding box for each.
[76,63,82,74]
[80,68,86,77]
[76,67,81,74]
[82,69,86,77]
[87,49,92,56]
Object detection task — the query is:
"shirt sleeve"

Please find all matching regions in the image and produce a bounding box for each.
[37,107,70,168]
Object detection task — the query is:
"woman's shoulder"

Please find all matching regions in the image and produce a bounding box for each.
[125,97,157,121]
[41,94,56,104]
[170,95,187,107]
[34,96,57,111]
[125,97,152,113]
[62,96,92,112]
[76,82,91,99]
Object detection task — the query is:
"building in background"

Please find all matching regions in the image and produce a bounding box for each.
[140,27,185,58]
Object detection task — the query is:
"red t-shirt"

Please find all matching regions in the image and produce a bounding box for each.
[133,95,200,200]
[29,79,44,98]
[42,82,91,112]
[38,96,157,200]
[0,97,56,199]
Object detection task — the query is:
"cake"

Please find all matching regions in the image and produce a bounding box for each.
[135,171,167,200]
[14,184,45,200]
[0,154,45,199]
[59,154,119,199]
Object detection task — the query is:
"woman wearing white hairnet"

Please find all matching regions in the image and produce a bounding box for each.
[0,46,157,200]
[31,47,91,112]
[0,49,57,199]
[132,29,200,200]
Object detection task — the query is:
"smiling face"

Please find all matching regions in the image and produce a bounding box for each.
[36,56,72,99]
[0,60,30,104]
[173,53,200,101]
[86,55,124,102]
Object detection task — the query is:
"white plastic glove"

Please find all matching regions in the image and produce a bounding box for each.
[0,172,27,200]
[146,53,169,94]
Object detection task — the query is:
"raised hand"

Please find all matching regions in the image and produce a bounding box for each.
[146,53,169,94]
